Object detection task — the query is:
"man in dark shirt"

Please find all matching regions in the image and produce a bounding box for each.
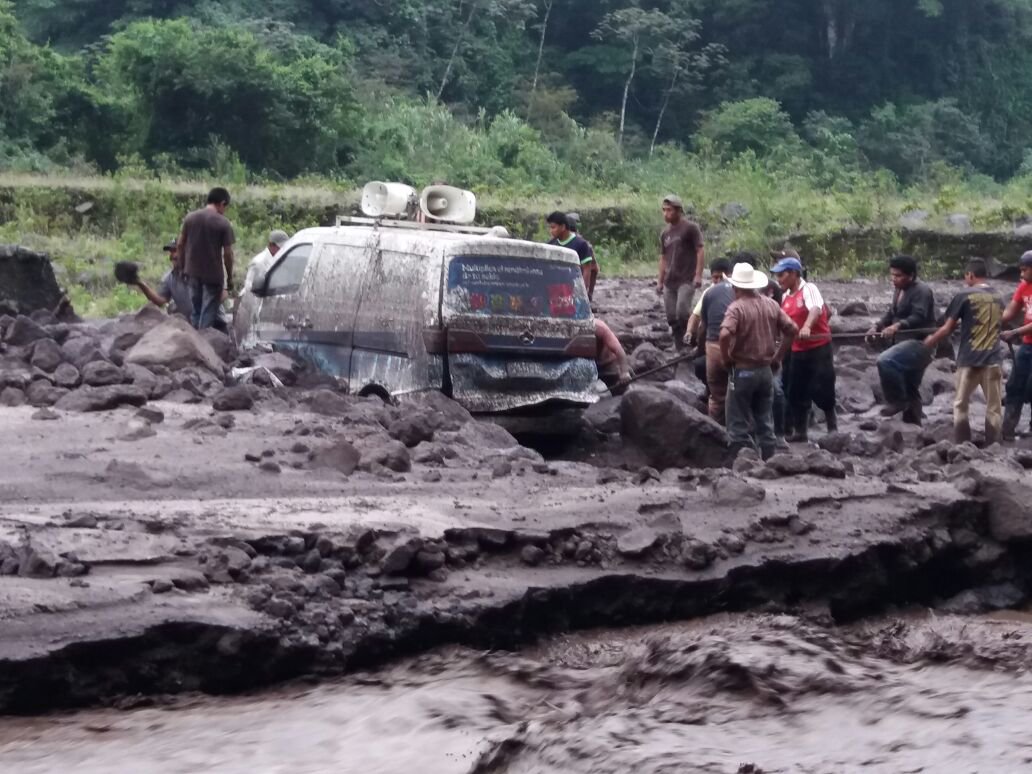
[179,187,236,329]
[720,263,798,460]
[657,195,704,350]
[547,212,595,297]
[685,258,734,422]
[566,212,599,301]
[866,255,936,424]
[923,258,1003,444]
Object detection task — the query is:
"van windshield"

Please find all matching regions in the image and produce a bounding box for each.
[446,256,590,320]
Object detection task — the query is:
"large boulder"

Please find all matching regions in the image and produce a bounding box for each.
[201,328,238,364]
[54,384,148,413]
[60,334,109,370]
[29,339,64,373]
[2,316,49,347]
[620,385,729,469]
[984,478,1032,542]
[0,246,65,318]
[124,317,224,374]
[81,360,126,387]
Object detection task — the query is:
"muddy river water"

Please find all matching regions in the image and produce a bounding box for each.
[3,612,1032,773]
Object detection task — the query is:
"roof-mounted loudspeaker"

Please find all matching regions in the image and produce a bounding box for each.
[361,182,418,219]
[420,186,477,225]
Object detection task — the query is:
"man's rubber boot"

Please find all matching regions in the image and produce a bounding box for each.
[901,399,923,426]
[1003,404,1021,442]
[825,411,838,433]
[985,424,1002,447]
[880,403,905,417]
[953,421,972,445]
[786,409,809,442]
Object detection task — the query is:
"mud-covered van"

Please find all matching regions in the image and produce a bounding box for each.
[235,222,599,424]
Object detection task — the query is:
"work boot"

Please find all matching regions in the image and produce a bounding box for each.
[825,410,838,433]
[880,403,905,417]
[985,425,1002,447]
[786,429,809,443]
[953,421,972,445]
[1002,404,1021,441]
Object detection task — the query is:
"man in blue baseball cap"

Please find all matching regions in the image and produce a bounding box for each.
[772,253,836,441]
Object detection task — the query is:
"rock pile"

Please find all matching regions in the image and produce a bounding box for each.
[0,306,232,412]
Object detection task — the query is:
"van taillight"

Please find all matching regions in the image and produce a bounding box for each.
[446,329,488,353]
[563,335,598,358]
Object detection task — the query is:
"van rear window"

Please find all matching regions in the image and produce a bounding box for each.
[446,256,590,319]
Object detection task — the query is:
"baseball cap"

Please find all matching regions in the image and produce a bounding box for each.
[771,257,804,274]
[565,212,581,230]
[770,247,800,260]
[1021,251,1032,267]
[662,194,684,210]
[162,238,177,252]
[269,229,289,246]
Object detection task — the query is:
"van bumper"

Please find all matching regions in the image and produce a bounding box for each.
[448,353,599,414]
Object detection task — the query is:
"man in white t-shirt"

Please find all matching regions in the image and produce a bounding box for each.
[242,230,290,295]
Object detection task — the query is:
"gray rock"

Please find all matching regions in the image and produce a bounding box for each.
[455,420,519,450]
[212,385,254,412]
[200,328,237,363]
[124,317,224,374]
[985,478,1032,541]
[683,539,717,570]
[119,418,157,441]
[804,450,847,478]
[939,583,1024,615]
[18,547,57,578]
[359,440,412,473]
[311,441,361,475]
[29,338,64,372]
[258,460,282,474]
[0,387,25,407]
[2,316,49,347]
[620,385,729,470]
[53,362,81,389]
[55,384,147,412]
[0,357,32,390]
[298,549,322,574]
[899,209,929,229]
[383,541,421,576]
[712,476,766,505]
[388,413,436,447]
[135,407,165,424]
[124,363,172,400]
[630,343,674,382]
[766,454,810,477]
[303,389,353,416]
[414,549,446,575]
[81,360,126,387]
[946,213,972,232]
[253,352,300,386]
[1015,223,1032,238]
[720,201,749,222]
[520,545,546,566]
[583,396,622,435]
[617,526,667,557]
[26,381,68,407]
[60,336,109,370]
[31,407,60,421]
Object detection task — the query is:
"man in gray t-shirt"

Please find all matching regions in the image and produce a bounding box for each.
[923,258,1004,443]
[133,238,228,332]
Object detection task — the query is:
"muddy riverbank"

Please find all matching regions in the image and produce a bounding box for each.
[4,276,1032,770]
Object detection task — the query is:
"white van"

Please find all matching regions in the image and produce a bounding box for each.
[235,223,599,423]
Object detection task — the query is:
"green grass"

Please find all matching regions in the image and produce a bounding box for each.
[4,165,1032,316]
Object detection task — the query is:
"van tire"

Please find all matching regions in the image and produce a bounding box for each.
[358,385,394,405]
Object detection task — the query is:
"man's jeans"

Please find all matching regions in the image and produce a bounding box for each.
[1005,343,1032,409]
[876,340,932,406]
[663,283,696,350]
[189,277,223,330]
[727,365,777,458]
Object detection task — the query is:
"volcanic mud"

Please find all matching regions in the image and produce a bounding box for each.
[2,275,1032,736]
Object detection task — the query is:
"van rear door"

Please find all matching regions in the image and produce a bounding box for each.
[442,253,598,413]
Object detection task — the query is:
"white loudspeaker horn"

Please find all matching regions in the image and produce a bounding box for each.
[361,182,417,218]
[420,185,477,224]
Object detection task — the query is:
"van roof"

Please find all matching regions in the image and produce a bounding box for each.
[289,225,580,265]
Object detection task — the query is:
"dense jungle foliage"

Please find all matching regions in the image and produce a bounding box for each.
[4,0,1032,188]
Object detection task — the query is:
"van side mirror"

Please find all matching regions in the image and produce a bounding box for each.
[250,269,269,297]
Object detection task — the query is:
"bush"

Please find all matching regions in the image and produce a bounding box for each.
[695,98,802,160]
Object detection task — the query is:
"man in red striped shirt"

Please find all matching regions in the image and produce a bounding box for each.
[773,256,837,442]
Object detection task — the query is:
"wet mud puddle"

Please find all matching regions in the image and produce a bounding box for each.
[3,612,1032,774]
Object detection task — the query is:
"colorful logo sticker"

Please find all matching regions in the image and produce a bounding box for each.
[470,292,487,311]
[548,283,576,317]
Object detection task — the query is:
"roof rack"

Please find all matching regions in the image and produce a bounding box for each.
[335,215,500,236]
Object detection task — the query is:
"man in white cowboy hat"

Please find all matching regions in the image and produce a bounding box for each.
[719,262,798,460]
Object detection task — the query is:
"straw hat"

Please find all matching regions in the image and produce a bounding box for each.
[728,262,770,290]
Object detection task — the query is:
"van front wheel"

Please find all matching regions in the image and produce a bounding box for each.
[357,385,395,405]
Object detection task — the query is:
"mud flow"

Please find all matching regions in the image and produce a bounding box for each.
[3,613,1032,773]
[4,276,1032,771]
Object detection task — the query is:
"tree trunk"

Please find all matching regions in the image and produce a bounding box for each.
[437,0,478,100]
[650,62,680,157]
[618,37,639,148]
[528,0,554,117]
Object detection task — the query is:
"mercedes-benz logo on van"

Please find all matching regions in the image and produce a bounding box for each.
[519,329,535,346]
